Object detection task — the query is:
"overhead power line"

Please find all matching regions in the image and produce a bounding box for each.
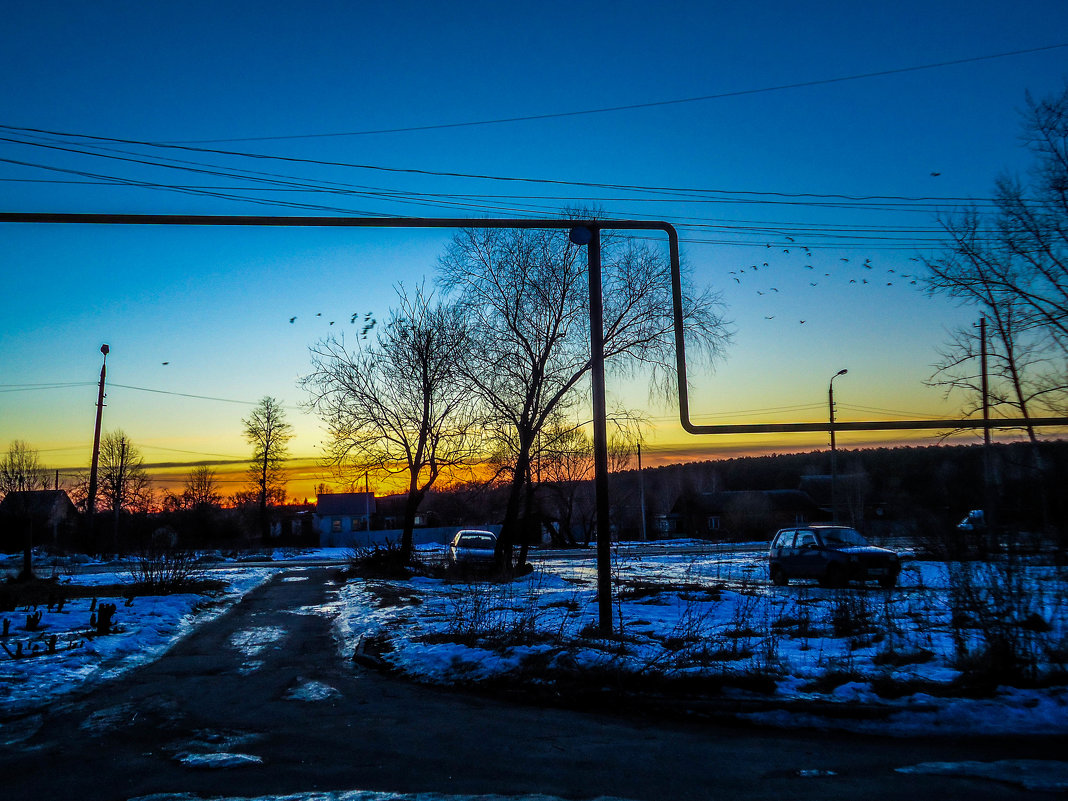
[153,43,1068,143]
[0,124,1033,203]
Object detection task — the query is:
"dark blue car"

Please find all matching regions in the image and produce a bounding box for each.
[769,525,900,588]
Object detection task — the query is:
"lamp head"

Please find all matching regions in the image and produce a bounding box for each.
[568,226,593,246]
[100,344,110,356]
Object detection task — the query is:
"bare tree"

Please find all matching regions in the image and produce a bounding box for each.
[538,417,636,547]
[1,441,50,580]
[926,84,1068,429]
[0,440,48,498]
[184,465,221,509]
[303,285,481,562]
[163,465,222,512]
[439,223,729,569]
[97,431,153,516]
[242,397,293,539]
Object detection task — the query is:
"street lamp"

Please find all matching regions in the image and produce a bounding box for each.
[829,368,848,523]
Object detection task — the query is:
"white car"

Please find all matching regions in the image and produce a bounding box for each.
[447,530,497,567]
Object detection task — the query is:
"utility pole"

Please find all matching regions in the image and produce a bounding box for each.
[86,344,109,537]
[571,224,613,635]
[637,442,648,541]
[829,368,848,523]
[979,317,994,529]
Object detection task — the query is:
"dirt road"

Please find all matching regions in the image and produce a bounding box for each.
[3,568,1064,800]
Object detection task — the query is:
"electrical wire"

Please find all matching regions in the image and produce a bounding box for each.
[0,123,1036,204]
[157,43,1068,143]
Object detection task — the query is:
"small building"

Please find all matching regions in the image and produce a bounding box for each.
[0,489,79,552]
[314,492,376,547]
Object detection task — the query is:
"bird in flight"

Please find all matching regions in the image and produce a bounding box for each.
[764,315,775,320]
[289,316,297,324]
[161,361,169,365]
[799,320,807,324]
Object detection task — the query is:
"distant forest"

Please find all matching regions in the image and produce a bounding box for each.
[427,440,1068,543]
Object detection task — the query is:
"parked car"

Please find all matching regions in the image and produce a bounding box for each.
[768,525,900,588]
[956,509,986,532]
[447,530,498,567]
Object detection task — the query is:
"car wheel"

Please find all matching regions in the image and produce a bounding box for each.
[771,566,788,586]
[879,573,898,589]
[820,564,846,588]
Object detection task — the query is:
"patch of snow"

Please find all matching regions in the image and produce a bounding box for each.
[284,679,341,702]
[896,760,1068,793]
[229,626,286,658]
[0,569,271,715]
[175,751,264,768]
[130,792,637,801]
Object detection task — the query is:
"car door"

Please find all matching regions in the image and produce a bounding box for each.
[774,529,799,573]
[792,529,824,579]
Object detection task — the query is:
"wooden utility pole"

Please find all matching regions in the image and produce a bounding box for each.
[86,344,109,538]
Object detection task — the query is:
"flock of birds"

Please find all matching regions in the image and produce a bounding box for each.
[728,239,925,325]
[287,311,377,338]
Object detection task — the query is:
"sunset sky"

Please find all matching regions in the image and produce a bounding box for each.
[2,1,1067,501]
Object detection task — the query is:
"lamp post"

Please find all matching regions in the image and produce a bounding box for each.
[829,368,848,523]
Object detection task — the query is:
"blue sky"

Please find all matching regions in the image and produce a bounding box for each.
[2,1,1067,496]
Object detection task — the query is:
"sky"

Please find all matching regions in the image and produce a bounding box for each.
[2,0,1067,500]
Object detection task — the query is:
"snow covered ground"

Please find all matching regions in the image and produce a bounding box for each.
[0,565,273,716]
[2,542,1067,742]
[332,543,1068,738]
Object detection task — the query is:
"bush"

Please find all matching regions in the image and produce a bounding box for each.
[125,548,204,592]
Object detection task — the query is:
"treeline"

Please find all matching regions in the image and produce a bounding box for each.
[414,440,1068,544]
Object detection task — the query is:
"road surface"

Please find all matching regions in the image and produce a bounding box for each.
[3,568,1064,800]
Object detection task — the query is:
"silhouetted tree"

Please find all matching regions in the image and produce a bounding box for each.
[925,84,1068,430]
[0,440,48,499]
[439,221,729,569]
[94,431,153,516]
[304,284,481,561]
[242,397,292,540]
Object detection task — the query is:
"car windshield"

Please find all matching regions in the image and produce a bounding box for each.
[459,535,495,548]
[818,528,868,548]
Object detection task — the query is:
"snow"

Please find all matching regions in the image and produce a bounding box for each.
[129,794,636,801]
[329,546,1068,738]
[175,752,265,768]
[284,678,342,702]
[896,760,1068,793]
[2,543,1067,747]
[0,567,272,716]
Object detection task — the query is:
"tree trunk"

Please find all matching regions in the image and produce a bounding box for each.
[496,446,532,571]
[400,483,426,563]
[259,453,269,542]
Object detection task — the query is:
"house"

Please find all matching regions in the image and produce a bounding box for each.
[314,492,376,547]
[665,489,822,541]
[0,489,79,552]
